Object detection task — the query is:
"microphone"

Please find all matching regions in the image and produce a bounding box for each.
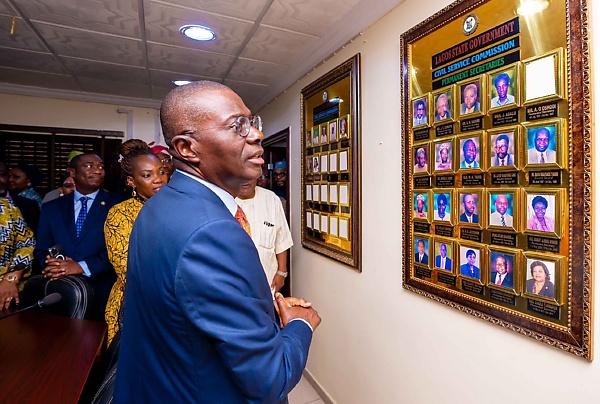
[0,293,62,320]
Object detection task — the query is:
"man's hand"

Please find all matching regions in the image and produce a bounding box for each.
[270,274,285,293]
[43,256,84,280]
[275,293,321,331]
[0,280,19,310]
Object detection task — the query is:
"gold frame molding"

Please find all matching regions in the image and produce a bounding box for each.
[401,0,592,359]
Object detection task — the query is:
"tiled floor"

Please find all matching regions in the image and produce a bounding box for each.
[289,376,325,404]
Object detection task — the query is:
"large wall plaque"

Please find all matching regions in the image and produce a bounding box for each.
[401,0,591,359]
[301,55,361,270]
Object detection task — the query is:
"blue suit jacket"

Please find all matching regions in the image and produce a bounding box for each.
[34,189,121,319]
[435,256,452,270]
[115,173,312,403]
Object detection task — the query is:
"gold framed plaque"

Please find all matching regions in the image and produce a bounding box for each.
[301,55,361,270]
[401,0,591,359]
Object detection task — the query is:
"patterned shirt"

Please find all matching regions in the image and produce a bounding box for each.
[0,198,35,286]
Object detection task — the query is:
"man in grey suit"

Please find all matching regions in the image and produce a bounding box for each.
[491,134,514,167]
[528,127,556,164]
[460,83,480,115]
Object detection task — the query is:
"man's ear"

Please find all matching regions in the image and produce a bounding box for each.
[67,167,75,178]
[171,134,201,164]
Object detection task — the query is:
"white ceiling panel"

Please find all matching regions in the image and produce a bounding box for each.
[79,76,151,98]
[223,79,269,111]
[228,57,288,86]
[149,69,218,88]
[145,1,254,56]
[154,0,270,21]
[12,0,141,38]
[32,22,144,65]
[147,42,233,77]
[62,57,148,85]
[262,0,361,36]
[0,66,81,90]
[240,25,318,65]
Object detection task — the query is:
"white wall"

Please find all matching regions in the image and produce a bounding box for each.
[0,93,161,145]
[260,0,599,403]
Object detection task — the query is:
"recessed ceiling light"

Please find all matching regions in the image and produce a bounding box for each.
[173,80,192,86]
[516,0,549,16]
[179,25,216,41]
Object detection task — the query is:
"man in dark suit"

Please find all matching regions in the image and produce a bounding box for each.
[491,255,513,288]
[435,243,452,271]
[459,193,479,223]
[491,134,514,167]
[34,153,121,320]
[115,81,321,403]
[0,161,40,235]
[414,239,428,264]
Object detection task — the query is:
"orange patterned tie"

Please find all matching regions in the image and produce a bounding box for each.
[235,206,252,237]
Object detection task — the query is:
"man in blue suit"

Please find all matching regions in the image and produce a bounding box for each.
[435,243,452,271]
[115,81,321,403]
[34,153,121,320]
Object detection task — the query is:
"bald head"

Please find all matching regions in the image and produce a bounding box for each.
[160,81,233,146]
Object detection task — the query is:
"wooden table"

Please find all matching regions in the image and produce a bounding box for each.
[0,310,106,403]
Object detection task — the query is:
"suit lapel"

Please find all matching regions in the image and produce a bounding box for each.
[76,189,108,244]
[60,193,77,244]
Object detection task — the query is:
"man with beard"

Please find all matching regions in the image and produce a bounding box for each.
[459,193,478,224]
[414,147,428,173]
[528,127,556,164]
[436,143,452,170]
[460,139,479,169]
[460,249,480,279]
[491,73,515,107]
[490,194,513,227]
[460,83,480,115]
[434,193,450,222]
[34,153,121,320]
[491,255,513,288]
[413,99,427,126]
[414,194,427,219]
[491,134,514,167]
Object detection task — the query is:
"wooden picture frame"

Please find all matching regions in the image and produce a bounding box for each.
[301,55,361,269]
[401,0,591,359]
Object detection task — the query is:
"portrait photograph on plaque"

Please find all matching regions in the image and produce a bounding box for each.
[306,184,313,202]
[339,115,350,140]
[488,63,520,111]
[401,0,591,358]
[488,189,518,230]
[434,140,454,172]
[312,155,320,173]
[414,237,430,266]
[434,239,454,273]
[339,149,350,172]
[458,189,482,226]
[488,126,519,170]
[523,119,564,168]
[321,214,329,234]
[312,126,320,146]
[522,48,565,105]
[458,133,482,170]
[413,143,430,174]
[320,124,329,145]
[329,120,338,143]
[488,248,518,292]
[412,94,430,128]
[524,189,562,237]
[458,243,483,281]
[306,157,312,174]
[339,217,350,241]
[306,210,313,229]
[433,190,452,223]
[432,86,454,124]
[312,183,320,202]
[413,191,430,221]
[458,76,485,117]
[339,183,350,207]
[312,212,320,232]
[306,129,312,148]
[320,183,328,204]
[523,254,562,304]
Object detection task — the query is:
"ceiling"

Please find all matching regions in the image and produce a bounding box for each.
[0,0,404,111]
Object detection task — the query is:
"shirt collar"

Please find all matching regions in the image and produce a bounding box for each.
[177,170,238,216]
[74,188,99,201]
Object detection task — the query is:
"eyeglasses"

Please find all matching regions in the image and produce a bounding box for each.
[229,116,262,137]
[273,172,287,177]
[259,175,268,179]
[160,157,172,164]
